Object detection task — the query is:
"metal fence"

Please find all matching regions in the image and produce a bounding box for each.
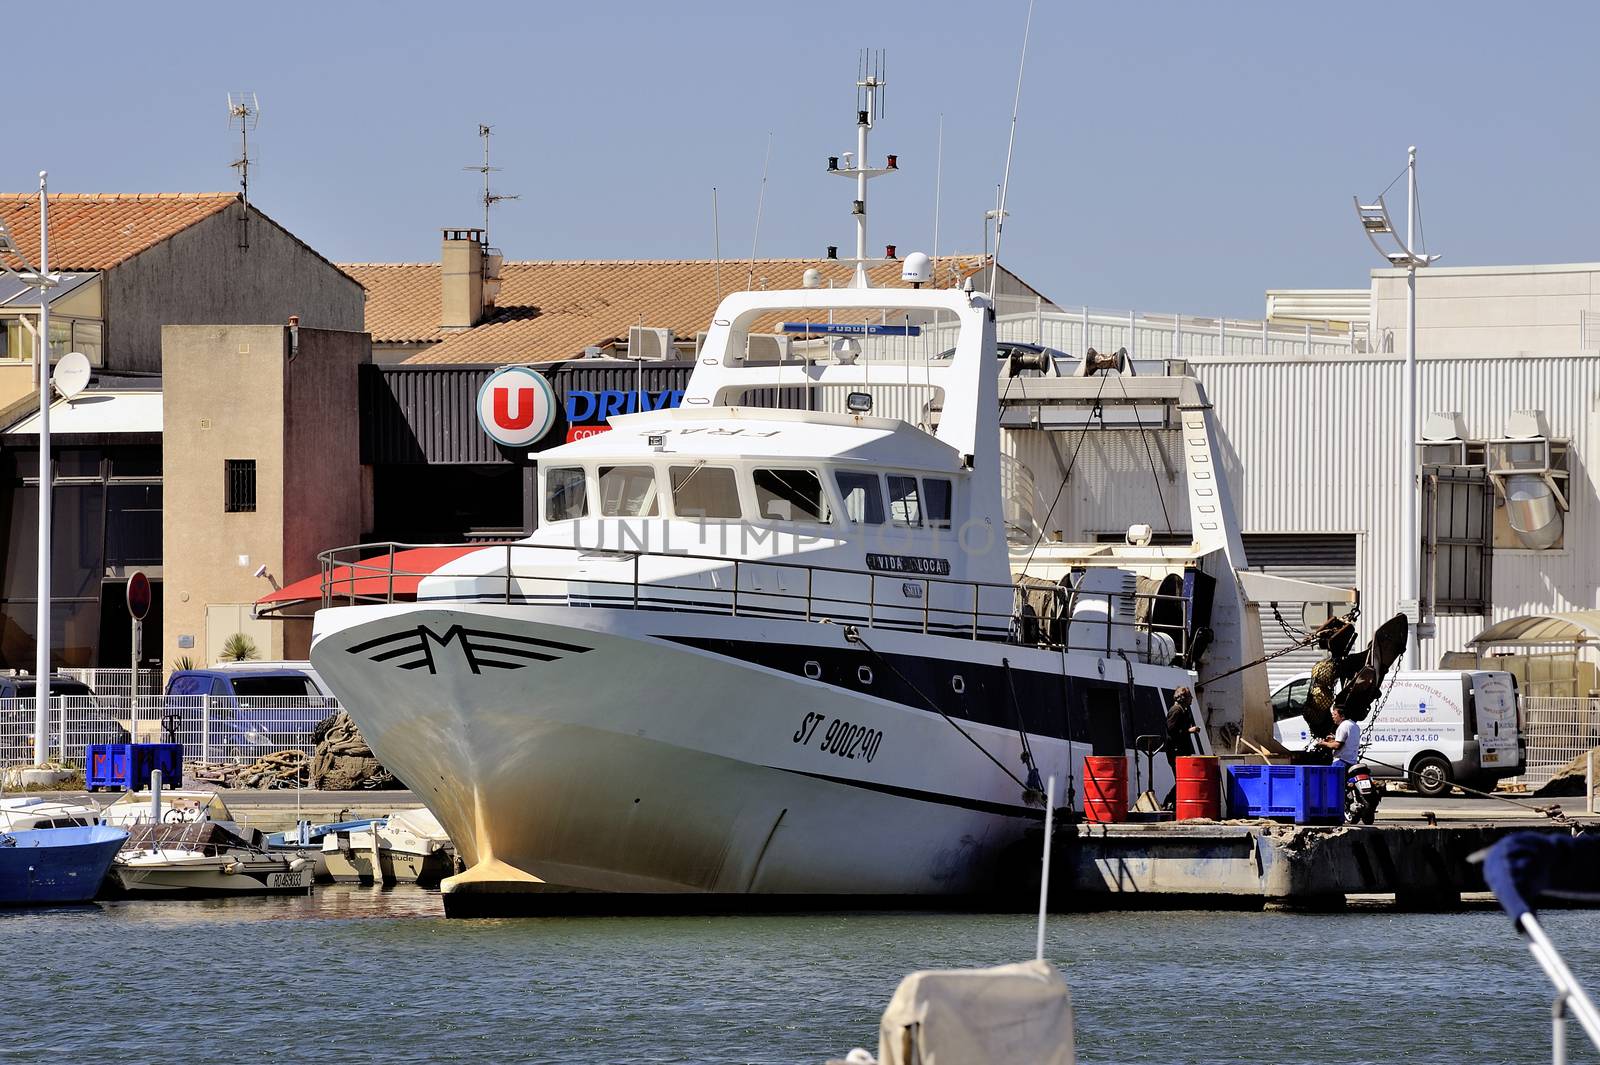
[1512,696,1600,789]
[0,694,341,769]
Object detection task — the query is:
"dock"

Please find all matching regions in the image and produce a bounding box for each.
[1044,816,1589,910]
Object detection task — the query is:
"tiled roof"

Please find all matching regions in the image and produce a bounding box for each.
[0,193,239,270]
[341,256,996,365]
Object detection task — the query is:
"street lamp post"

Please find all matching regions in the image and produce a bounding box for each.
[0,172,57,765]
[1355,148,1440,671]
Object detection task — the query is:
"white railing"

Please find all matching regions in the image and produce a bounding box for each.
[847,296,1364,366]
[1510,696,1600,789]
[56,667,164,703]
[0,694,341,768]
[989,296,1363,361]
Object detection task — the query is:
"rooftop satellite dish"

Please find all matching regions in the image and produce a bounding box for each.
[52,352,90,400]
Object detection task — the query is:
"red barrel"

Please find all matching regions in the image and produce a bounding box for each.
[1175,755,1222,820]
[1083,755,1129,823]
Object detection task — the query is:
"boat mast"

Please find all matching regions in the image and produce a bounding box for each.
[829,51,897,289]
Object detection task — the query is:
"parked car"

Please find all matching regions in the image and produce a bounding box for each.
[0,675,131,754]
[164,665,336,757]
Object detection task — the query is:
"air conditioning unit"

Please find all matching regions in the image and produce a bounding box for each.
[628,326,675,361]
[742,333,792,365]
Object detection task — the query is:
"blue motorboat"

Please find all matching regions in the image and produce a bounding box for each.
[0,824,128,905]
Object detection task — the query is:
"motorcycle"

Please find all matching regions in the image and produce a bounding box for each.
[1343,761,1382,825]
[1299,741,1382,825]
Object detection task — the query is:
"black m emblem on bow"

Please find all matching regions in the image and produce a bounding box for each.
[345,625,591,675]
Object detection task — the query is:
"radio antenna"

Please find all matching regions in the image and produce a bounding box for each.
[990,0,1036,297]
[463,124,519,248]
[746,132,773,291]
[933,113,944,280]
[713,187,723,299]
[226,92,259,250]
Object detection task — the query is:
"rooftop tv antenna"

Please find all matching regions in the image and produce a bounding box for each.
[825,49,898,288]
[464,124,519,248]
[227,92,259,250]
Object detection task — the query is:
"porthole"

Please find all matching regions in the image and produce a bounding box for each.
[857,665,874,685]
[951,674,966,695]
[803,660,822,681]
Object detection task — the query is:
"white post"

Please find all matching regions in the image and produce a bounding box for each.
[150,768,163,823]
[131,617,140,736]
[1218,315,1225,357]
[1261,316,1269,355]
[853,87,871,290]
[1402,146,1420,670]
[201,695,211,764]
[1128,309,1136,361]
[33,171,51,767]
[1305,322,1312,357]
[1035,294,1043,343]
[1035,774,1056,961]
[1173,312,1183,364]
[1082,305,1090,354]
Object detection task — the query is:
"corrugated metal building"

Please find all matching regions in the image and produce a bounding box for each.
[1000,346,1599,681]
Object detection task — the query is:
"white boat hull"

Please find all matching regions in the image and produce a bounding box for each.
[312,602,1187,914]
[110,850,313,897]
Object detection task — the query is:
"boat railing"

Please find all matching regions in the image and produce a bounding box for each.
[316,541,1192,661]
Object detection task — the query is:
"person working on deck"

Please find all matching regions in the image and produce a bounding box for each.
[1162,686,1201,808]
[1319,704,1362,766]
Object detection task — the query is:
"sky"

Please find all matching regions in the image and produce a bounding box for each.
[3,1,1597,318]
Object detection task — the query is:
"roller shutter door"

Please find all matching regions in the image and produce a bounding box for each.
[1241,534,1359,691]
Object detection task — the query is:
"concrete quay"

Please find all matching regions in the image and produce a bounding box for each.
[1045,817,1590,910]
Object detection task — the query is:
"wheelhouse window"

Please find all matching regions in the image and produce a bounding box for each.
[887,474,921,527]
[544,467,589,522]
[835,471,885,524]
[753,469,831,523]
[597,465,659,517]
[923,478,953,528]
[670,465,741,518]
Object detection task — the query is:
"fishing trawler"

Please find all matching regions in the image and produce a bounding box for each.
[309,73,1338,914]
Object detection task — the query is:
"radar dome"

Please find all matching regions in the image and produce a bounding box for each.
[901,251,932,285]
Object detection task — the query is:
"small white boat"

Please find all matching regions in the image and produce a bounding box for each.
[0,796,101,830]
[321,808,454,886]
[100,789,316,898]
[110,822,313,897]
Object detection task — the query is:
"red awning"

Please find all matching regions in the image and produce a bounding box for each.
[255,546,481,616]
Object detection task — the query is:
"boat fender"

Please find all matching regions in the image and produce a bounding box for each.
[288,857,310,873]
[223,861,240,875]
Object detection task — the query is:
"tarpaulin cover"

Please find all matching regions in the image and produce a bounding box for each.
[877,959,1074,1065]
[1482,832,1600,925]
[255,547,480,611]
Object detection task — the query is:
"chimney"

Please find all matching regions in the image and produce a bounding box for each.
[440,228,487,330]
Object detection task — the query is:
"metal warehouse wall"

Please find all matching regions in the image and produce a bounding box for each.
[361,361,695,465]
[1017,353,1600,661]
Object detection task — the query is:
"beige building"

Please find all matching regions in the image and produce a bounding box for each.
[1371,261,1600,356]
[161,323,367,667]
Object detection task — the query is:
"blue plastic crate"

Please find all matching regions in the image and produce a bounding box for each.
[1226,764,1343,824]
[86,743,183,791]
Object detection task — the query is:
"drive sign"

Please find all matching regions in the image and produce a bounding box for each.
[477,366,557,447]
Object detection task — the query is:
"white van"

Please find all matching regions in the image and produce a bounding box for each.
[1270,670,1523,797]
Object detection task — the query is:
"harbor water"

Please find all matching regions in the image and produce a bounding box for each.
[6,888,1596,1064]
